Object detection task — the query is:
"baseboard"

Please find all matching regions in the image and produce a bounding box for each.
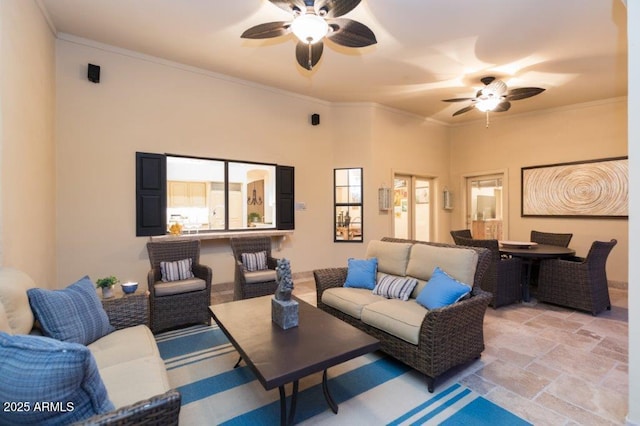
[609,280,628,290]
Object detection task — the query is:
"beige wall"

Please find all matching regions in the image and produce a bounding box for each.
[54,38,456,288]
[0,0,56,286]
[449,99,628,284]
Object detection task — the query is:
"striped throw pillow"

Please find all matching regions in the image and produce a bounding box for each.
[373,273,419,301]
[241,251,268,272]
[160,258,194,282]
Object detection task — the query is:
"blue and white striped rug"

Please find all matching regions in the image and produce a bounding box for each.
[155,325,531,425]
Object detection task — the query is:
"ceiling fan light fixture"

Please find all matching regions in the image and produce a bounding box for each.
[290,13,329,44]
[475,97,502,112]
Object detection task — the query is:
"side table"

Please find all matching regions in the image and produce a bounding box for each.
[101,292,149,329]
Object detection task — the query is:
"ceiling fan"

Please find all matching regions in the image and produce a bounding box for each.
[241,0,377,70]
[443,77,545,126]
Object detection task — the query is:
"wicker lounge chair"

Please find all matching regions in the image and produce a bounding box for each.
[146,239,212,333]
[537,239,617,315]
[230,237,279,300]
[530,230,573,247]
[455,237,522,308]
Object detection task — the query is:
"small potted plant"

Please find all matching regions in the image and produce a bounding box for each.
[96,276,119,299]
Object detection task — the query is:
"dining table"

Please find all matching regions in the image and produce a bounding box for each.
[498,241,576,302]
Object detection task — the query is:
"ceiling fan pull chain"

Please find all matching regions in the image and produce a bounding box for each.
[308,42,313,69]
[486,111,490,128]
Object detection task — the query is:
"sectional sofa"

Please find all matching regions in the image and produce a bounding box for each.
[314,237,492,392]
[0,268,180,425]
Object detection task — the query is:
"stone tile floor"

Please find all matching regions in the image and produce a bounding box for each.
[212,278,629,425]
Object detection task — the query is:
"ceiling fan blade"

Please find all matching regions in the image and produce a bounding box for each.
[295,41,324,70]
[453,105,475,116]
[315,0,361,18]
[442,97,475,103]
[268,0,307,14]
[241,21,290,39]
[493,101,512,112]
[506,87,545,101]
[326,19,376,47]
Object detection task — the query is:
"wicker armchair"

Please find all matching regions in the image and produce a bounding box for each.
[530,230,573,247]
[230,237,279,300]
[455,237,522,308]
[146,240,212,333]
[537,239,617,315]
[450,229,473,244]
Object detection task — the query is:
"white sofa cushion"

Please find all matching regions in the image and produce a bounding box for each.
[406,244,478,285]
[0,268,36,334]
[361,299,428,345]
[322,287,384,319]
[88,325,159,369]
[365,240,412,276]
[98,355,171,409]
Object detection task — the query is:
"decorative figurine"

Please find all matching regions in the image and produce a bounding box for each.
[271,258,298,329]
[274,258,294,301]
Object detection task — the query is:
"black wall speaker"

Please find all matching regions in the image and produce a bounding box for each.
[311,113,320,126]
[88,63,100,83]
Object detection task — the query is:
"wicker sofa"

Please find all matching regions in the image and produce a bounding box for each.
[314,237,492,392]
[0,268,180,425]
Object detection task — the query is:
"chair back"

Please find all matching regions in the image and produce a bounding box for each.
[450,229,473,245]
[147,240,201,269]
[455,237,501,262]
[230,237,272,262]
[530,230,573,247]
[585,239,617,277]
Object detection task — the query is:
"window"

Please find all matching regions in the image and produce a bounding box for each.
[334,168,363,242]
[135,152,293,236]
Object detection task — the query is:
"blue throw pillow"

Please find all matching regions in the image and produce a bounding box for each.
[27,276,115,345]
[416,267,472,309]
[0,332,114,424]
[344,258,378,290]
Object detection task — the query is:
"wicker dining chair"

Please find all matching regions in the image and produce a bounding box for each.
[450,229,473,245]
[455,237,522,308]
[146,239,212,333]
[230,237,279,300]
[530,230,573,247]
[537,239,617,315]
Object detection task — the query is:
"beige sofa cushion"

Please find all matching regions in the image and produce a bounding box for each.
[322,287,384,319]
[365,240,412,276]
[88,325,159,369]
[99,355,171,409]
[154,277,205,296]
[361,299,428,345]
[244,269,277,284]
[406,244,478,286]
[0,268,36,334]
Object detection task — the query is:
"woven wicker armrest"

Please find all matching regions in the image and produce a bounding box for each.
[267,256,279,270]
[417,287,492,378]
[73,389,181,426]
[192,263,213,284]
[313,267,348,306]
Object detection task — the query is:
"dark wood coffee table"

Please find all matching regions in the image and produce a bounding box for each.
[209,296,380,425]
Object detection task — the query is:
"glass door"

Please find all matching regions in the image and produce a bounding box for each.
[466,174,505,240]
[393,175,432,241]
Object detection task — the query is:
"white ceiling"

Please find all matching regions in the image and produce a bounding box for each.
[38,0,628,124]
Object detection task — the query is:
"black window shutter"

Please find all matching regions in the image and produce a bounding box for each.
[136,152,167,236]
[276,165,295,230]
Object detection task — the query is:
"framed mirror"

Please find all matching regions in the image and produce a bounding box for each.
[334,168,363,242]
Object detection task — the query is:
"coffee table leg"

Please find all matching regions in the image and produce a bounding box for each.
[278,381,300,426]
[322,369,338,414]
